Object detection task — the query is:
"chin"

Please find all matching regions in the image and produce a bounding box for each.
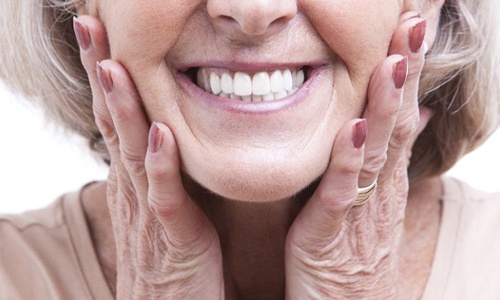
[183,149,329,202]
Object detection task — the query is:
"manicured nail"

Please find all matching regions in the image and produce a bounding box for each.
[73,17,91,50]
[352,119,367,149]
[409,19,426,53]
[96,62,114,94]
[392,56,408,89]
[148,122,163,153]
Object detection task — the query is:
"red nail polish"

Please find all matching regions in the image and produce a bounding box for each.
[409,19,426,53]
[149,122,163,153]
[96,62,114,94]
[73,17,91,50]
[392,56,408,89]
[353,119,367,149]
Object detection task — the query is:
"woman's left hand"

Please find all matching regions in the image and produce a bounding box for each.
[285,13,431,299]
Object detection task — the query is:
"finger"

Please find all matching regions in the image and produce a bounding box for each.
[73,16,111,129]
[358,55,407,187]
[381,17,427,181]
[145,123,217,249]
[96,60,151,204]
[75,17,143,226]
[391,16,426,94]
[288,119,366,248]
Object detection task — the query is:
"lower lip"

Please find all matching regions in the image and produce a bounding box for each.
[177,66,327,114]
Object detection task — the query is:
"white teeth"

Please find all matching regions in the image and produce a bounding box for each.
[221,73,233,94]
[234,72,253,96]
[274,90,288,99]
[210,73,221,95]
[196,68,306,102]
[263,93,274,101]
[270,70,284,93]
[252,72,271,95]
[252,95,263,102]
[230,93,241,100]
[283,69,293,91]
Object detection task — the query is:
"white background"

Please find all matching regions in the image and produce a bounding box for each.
[0,83,499,214]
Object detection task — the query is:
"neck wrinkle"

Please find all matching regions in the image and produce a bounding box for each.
[186,176,316,299]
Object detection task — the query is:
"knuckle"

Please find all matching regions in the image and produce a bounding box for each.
[338,159,363,176]
[316,188,356,213]
[92,104,116,140]
[146,159,170,182]
[392,113,419,146]
[120,147,146,177]
[108,97,136,122]
[95,120,119,153]
[103,128,119,148]
[363,149,388,176]
[109,102,130,120]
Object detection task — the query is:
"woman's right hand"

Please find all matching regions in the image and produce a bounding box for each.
[74,16,225,299]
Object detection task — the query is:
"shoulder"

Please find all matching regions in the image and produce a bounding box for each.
[0,191,98,299]
[440,176,500,238]
[423,177,500,299]
[0,196,66,232]
[441,176,500,207]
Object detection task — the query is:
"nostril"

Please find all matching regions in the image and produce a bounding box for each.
[207,1,297,37]
[218,15,238,24]
[267,15,293,34]
[270,16,290,27]
[219,15,236,23]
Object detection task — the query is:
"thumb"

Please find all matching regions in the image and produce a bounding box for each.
[287,119,365,248]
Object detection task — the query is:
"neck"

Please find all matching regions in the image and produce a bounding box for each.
[185,178,316,299]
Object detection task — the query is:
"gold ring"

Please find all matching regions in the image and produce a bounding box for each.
[354,181,377,206]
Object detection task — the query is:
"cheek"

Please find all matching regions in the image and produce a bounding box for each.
[100,0,201,69]
[301,0,401,91]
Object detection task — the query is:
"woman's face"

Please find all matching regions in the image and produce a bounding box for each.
[94,0,411,201]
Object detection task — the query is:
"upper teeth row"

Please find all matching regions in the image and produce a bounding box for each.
[196,68,305,101]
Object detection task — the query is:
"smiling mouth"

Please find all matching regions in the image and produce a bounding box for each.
[186,67,309,102]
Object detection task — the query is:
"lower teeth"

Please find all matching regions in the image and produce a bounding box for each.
[216,88,298,102]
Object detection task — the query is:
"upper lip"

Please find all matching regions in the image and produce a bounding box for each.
[174,57,331,74]
[176,61,328,79]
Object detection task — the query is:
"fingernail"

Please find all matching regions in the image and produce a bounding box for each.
[149,122,163,153]
[352,119,367,149]
[392,56,408,89]
[73,17,91,51]
[409,19,426,53]
[96,62,114,94]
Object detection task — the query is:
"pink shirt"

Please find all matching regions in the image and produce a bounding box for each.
[1,177,499,299]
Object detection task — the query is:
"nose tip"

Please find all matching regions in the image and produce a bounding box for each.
[208,0,297,37]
